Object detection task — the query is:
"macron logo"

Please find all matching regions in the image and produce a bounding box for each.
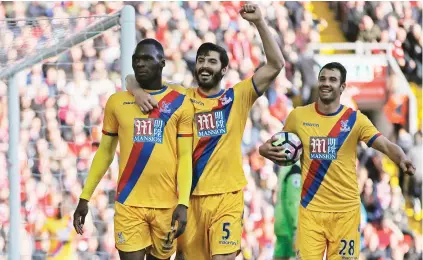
[303,122,319,127]
[190,98,204,106]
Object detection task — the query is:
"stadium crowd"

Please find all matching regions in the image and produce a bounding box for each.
[0,1,421,259]
[333,1,422,85]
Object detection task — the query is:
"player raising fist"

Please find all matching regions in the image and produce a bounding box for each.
[127,3,285,260]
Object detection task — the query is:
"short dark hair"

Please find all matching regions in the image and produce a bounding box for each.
[135,38,164,58]
[196,42,229,69]
[319,62,347,84]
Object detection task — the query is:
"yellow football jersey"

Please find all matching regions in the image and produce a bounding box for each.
[183,78,259,195]
[283,103,381,212]
[102,88,194,208]
[41,216,75,259]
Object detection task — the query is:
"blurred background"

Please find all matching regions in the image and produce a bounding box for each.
[0,1,421,260]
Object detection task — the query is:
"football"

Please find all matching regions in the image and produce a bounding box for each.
[271,131,303,166]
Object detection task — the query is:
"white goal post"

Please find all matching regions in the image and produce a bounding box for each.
[0,5,135,259]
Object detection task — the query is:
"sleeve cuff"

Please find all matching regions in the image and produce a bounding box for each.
[178,199,189,207]
[367,133,382,147]
[102,129,118,136]
[252,77,262,97]
[177,133,193,138]
[79,193,91,201]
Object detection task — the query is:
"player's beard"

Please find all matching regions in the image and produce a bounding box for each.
[195,69,224,90]
[319,94,337,104]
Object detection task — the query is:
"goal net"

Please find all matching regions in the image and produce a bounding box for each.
[0,4,134,259]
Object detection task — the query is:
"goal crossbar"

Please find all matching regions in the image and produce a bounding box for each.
[0,12,120,79]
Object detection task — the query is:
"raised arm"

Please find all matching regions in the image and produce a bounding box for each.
[240,3,285,94]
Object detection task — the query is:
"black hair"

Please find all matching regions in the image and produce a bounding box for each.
[196,42,229,69]
[136,38,164,58]
[319,62,347,84]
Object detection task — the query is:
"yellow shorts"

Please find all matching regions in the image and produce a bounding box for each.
[114,202,176,259]
[177,190,244,260]
[296,205,360,260]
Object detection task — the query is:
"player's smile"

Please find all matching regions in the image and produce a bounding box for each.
[198,69,214,81]
[319,86,333,96]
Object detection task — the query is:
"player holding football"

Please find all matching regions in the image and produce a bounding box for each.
[127,4,284,260]
[73,39,194,260]
[259,62,415,260]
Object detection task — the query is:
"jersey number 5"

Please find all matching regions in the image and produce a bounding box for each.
[222,222,230,240]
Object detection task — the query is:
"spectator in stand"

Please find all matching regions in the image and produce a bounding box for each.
[357,15,381,42]
[335,1,422,84]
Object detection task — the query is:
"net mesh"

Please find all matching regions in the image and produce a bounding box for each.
[0,13,121,259]
[0,15,118,73]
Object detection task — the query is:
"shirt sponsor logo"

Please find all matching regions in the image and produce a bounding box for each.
[195,110,227,137]
[133,118,165,143]
[309,137,337,160]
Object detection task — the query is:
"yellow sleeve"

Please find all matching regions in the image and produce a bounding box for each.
[283,109,297,134]
[102,94,119,135]
[80,135,118,200]
[233,77,261,108]
[357,111,381,147]
[164,82,187,94]
[177,98,194,136]
[176,136,193,207]
[176,99,194,206]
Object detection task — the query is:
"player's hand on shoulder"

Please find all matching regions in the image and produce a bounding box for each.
[259,136,288,166]
[73,199,89,235]
[171,204,188,239]
[400,159,416,176]
[133,88,158,114]
[239,3,263,23]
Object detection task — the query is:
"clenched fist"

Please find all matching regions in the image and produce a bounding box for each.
[239,3,263,23]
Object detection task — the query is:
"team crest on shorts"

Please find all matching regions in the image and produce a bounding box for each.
[195,110,227,137]
[116,232,125,244]
[133,118,165,143]
[309,137,338,160]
